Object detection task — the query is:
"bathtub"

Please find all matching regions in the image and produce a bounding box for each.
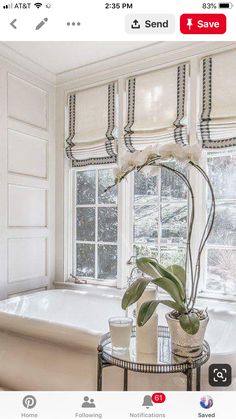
[0,288,235,391]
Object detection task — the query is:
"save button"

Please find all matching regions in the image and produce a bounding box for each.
[180,14,226,34]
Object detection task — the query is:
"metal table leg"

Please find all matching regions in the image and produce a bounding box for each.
[97,345,103,391]
[123,368,128,391]
[186,368,193,391]
[196,367,201,391]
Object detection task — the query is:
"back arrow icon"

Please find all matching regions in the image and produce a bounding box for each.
[10,19,17,29]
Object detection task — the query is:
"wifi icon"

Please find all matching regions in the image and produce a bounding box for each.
[34,2,43,8]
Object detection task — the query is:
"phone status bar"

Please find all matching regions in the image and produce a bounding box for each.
[0,0,235,40]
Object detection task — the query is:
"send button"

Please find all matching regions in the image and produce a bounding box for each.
[125,14,175,34]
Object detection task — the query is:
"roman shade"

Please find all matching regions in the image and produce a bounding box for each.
[124,63,189,152]
[199,49,236,149]
[66,82,117,166]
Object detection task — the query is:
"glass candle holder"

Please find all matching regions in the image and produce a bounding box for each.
[109,317,133,352]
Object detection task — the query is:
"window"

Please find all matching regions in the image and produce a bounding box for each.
[72,157,236,297]
[133,165,188,267]
[69,47,236,300]
[131,153,236,298]
[205,150,236,296]
[74,168,118,283]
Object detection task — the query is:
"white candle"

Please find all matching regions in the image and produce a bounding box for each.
[109,317,133,351]
[136,286,158,355]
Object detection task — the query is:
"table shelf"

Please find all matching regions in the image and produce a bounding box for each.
[97,325,210,391]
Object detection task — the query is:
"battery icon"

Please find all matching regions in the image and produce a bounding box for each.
[219,2,233,7]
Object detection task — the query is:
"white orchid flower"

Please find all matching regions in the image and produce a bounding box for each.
[131,146,153,167]
[115,142,202,183]
[141,165,161,177]
[183,144,202,163]
[113,167,122,177]
[151,144,161,156]
[159,143,180,160]
[119,151,136,172]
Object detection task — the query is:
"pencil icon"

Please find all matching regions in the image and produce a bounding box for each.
[35,17,48,30]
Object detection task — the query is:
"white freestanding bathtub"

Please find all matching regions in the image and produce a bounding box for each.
[0,288,235,391]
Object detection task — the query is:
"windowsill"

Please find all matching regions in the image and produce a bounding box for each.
[53,280,124,297]
[198,291,236,303]
[54,280,236,310]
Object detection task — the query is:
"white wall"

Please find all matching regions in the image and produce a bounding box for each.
[0,54,56,298]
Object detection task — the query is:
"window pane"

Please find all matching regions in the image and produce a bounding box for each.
[160,247,185,267]
[98,169,117,204]
[207,248,236,294]
[76,243,95,278]
[134,172,158,205]
[77,171,96,205]
[98,207,118,242]
[208,153,236,200]
[161,203,187,244]
[134,244,158,259]
[76,207,95,241]
[208,203,236,246]
[98,245,117,279]
[161,163,187,201]
[134,205,158,244]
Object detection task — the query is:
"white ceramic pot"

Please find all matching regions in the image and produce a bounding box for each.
[166,312,209,358]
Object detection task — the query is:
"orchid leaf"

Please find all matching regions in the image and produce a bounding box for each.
[136,257,160,279]
[137,257,185,301]
[137,300,185,327]
[179,313,200,335]
[121,277,151,310]
[151,277,185,307]
[167,264,186,287]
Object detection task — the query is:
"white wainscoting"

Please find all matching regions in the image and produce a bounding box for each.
[8,184,47,227]
[8,129,47,178]
[0,57,55,299]
[8,74,48,129]
[8,237,47,283]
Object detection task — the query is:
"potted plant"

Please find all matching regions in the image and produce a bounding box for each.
[107,143,215,357]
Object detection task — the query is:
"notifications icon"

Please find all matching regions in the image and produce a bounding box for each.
[142,395,153,409]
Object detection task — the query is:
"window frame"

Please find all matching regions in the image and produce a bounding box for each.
[71,165,117,287]
[198,148,236,301]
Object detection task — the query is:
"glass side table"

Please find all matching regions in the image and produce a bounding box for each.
[97,326,210,391]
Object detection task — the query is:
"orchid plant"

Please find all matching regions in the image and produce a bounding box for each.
[107,142,215,335]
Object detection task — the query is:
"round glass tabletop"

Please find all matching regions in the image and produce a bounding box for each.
[99,326,210,374]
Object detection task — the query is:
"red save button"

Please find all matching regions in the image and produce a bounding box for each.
[180,14,226,34]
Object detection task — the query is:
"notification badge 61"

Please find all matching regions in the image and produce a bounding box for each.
[152,393,166,404]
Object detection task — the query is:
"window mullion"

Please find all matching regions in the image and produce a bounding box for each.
[117,175,132,289]
[188,56,207,294]
[72,171,77,277]
[158,168,162,261]
[117,77,130,289]
[95,169,98,280]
